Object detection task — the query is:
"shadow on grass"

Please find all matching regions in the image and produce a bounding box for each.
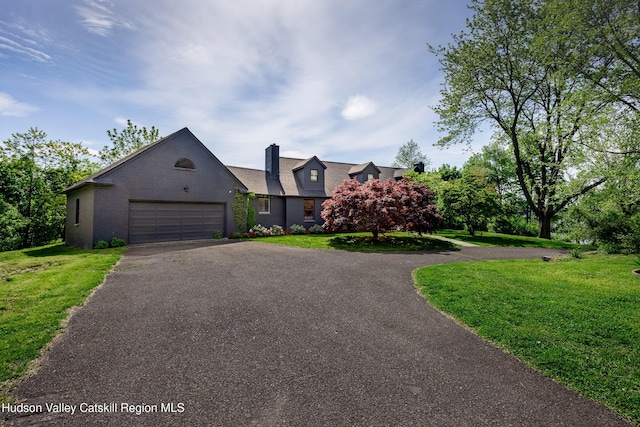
[461,235,532,247]
[22,243,82,258]
[328,235,456,252]
[438,230,584,249]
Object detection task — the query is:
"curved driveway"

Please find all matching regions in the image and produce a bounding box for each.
[5,241,633,426]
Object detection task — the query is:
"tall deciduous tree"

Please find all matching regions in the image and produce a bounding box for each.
[556,0,640,113]
[392,139,431,169]
[98,119,160,166]
[429,0,619,238]
[321,178,441,239]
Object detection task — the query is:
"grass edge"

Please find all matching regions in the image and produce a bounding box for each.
[0,252,125,405]
[410,258,639,426]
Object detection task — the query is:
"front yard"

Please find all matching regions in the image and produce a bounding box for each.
[1,235,635,424]
[414,254,640,424]
[0,243,124,401]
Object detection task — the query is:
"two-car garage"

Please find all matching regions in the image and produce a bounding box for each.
[128,201,225,244]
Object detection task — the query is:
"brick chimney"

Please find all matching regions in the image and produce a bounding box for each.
[265,144,280,179]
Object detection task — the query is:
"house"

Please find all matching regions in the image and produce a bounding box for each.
[63,127,416,248]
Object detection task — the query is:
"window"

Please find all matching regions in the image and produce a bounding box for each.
[75,199,80,225]
[174,158,196,169]
[304,199,315,221]
[367,173,374,181]
[258,198,271,214]
[310,169,318,182]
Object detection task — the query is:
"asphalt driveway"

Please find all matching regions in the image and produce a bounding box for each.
[4,242,634,426]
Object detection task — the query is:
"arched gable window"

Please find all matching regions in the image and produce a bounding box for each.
[174,158,196,170]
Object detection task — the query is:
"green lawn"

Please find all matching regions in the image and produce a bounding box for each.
[436,229,586,249]
[414,254,640,424]
[0,243,124,400]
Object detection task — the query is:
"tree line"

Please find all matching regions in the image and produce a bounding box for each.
[0,121,159,251]
[2,0,638,252]
[390,0,638,252]
[430,0,640,240]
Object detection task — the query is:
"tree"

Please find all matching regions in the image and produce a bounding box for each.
[439,170,500,236]
[394,178,442,234]
[321,178,441,239]
[562,143,640,252]
[392,139,431,169]
[466,140,536,229]
[98,119,160,166]
[0,200,26,251]
[429,0,620,238]
[435,164,462,182]
[0,128,95,248]
[564,188,640,254]
[556,0,640,114]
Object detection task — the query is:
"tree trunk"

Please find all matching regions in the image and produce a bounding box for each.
[538,212,552,239]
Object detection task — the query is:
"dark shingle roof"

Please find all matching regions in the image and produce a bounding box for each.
[348,162,381,176]
[228,157,403,197]
[226,166,285,196]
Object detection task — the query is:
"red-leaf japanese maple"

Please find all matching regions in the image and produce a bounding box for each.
[321,178,441,239]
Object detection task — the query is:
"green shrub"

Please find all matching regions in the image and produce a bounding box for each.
[212,230,223,239]
[569,248,582,259]
[247,206,256,230]
[309,224,324,234]
[271,225,284,236]
[290,224,305,235]
[599,243,622,254]
[94,240,109,249]
[490,215,538,237]
[571,207,640,254]
[110,237,127,248]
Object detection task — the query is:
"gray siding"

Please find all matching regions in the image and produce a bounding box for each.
[294,158,326,192]
[65,129,243,248]
[64,186,95,249]
[284,197,327,230]
[251,196,286,228]
[361,164,381,182]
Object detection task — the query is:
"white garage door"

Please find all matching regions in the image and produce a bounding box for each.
[129,202,224,244]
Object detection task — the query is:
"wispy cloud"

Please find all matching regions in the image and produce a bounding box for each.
[75,0,133,36]
[0,22,52,62]
[0,93,39,117]
[0,0,477,168]
[117,0,423,163]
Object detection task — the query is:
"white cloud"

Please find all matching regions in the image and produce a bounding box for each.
[11,0,477,169]
[0,93,38,117]
[75,0,133,36]
[341,95,378,121]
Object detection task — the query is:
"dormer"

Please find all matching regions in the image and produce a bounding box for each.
[292,156,327,190]
[348,162,381,183]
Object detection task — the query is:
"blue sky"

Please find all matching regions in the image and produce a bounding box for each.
[0,0,487,169]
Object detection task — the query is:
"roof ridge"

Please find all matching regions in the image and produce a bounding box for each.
[280,156,400,170]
